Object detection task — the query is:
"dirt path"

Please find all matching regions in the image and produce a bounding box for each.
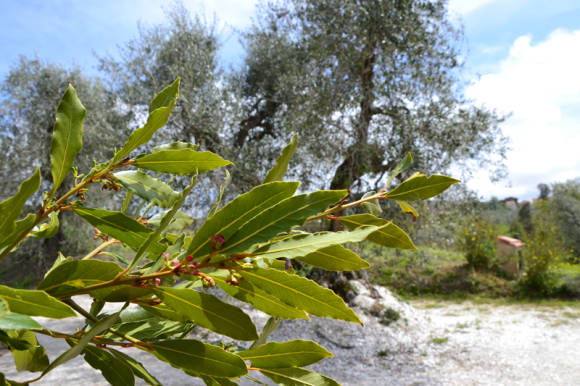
[1,294,578,385]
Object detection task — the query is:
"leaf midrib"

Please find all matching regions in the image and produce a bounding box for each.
[190,189,293,257]
[254,228,374,257]
[341,218,406,243]
[116,174,175,196]
[242,350,325,360]
[54,99,77,190]
[241,270,356,321]
[0,291,67,316]
[212,276,307,318]
[220,194,337,255]
[155,288,248,334]
[386,181,454,199]
[152,343,239,370]
[119,106,171,160]
[258,368,316,386]
[304,247,361,266]
[135,159,224,166]
[74,209,150,241]
[41,278,114,292]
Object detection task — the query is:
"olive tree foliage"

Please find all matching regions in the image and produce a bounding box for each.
[235,0,508,192]
[0,57,132,273]
[98,3,226,155]
[0,57,131,199]
[537,183,551,200]
[97,4,238,211]
[549,179,580,257]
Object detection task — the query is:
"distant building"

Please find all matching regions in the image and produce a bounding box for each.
[501,197,519,208]
[496,236,525,278]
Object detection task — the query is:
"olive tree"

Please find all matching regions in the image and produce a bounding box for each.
[236,0,508,192]
[0,57,131,273]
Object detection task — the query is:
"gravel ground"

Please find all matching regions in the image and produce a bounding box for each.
[414,300,580,386]
[1,284,578,385]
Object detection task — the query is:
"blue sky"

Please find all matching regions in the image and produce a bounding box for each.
[1,0,579,200]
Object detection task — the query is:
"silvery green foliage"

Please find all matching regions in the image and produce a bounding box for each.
[237,0,508,192]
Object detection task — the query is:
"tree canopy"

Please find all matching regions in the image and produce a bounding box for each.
[549,179,580,256]
[236,0,508,191]
[0,57,130,199]
[98,3,226,154]
[1,0,509,205]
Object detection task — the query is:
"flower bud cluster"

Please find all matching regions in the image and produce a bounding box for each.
[76,187,88,201]
[100,174,122,191]
[93,227,108,241]
[225,272,243,286]
[201,275,216,289]
[133,277,162,288]
[161,253,218,288]
[210,234,225,250]
[164,253,203,277]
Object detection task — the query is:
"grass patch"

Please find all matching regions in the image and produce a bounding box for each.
[498,298,580,309]
[363,242,580,300]
[555,263,580,277]
[377,350,388,357]
[367,248,515,299]
[550,319,572,327]
[562,311,580,319]
[417,302,445,309]
[431,337,448,345]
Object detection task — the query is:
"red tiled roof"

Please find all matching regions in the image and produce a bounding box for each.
[497,235,525,248]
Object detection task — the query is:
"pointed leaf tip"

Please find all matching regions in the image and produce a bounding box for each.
[385,174,459,201]
[264,133,298,183]
[114,79,181,163]
[149,77,181,113]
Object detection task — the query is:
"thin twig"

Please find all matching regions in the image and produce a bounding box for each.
[82,239,119,260]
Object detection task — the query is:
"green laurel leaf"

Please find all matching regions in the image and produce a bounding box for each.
[133,149,232,175]
[264,133,298,183]
[0,285,76,319]
[113,78,180,163]
[154,287,258,341]
[49,85,86,194]
[239,339,332,368]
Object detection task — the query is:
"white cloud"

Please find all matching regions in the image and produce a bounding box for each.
[447,0,499,16]
[465,29,580,199]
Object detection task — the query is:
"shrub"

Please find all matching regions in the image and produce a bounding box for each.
[520,236,559,295]
[0,79,457,384]
[458,220,497,269]
[519,201,566,296]
[549,180,580,259]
